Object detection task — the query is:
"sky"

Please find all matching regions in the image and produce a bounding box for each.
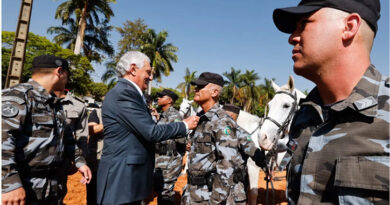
[2,0,389,92]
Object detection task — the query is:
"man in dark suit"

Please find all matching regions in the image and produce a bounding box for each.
[96,51,199,205]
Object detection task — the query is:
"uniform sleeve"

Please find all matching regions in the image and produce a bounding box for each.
[1,91,28,193]
[237,127,258,157]
[209,119,239,204]
[168,110,187,144]
[74,105,88,168]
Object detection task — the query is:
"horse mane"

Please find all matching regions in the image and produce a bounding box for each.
[237,110,262,133]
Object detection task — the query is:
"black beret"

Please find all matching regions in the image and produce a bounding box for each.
[223,104,240,115]
[273,0,380,34]
[191,72,225,87]
[32,55,69,70]
[157,89,179,102]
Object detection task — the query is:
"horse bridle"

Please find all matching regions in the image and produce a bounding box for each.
[264,90,298,143]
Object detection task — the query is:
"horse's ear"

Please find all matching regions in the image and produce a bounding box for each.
[271,80,280,91]
[288,75,295,91]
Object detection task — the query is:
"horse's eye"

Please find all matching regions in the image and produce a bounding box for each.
[283,103,290,108]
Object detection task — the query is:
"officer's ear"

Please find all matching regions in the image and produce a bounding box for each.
[342,13,361,42]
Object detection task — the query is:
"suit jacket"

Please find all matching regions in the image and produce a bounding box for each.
[96,78,186,205]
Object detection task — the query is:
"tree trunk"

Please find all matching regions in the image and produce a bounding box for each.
[74,0,88,55]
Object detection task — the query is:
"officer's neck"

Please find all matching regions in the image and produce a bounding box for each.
[53,90,67,98]
[31,74,56,93]
[199,100,217,113]
[161,104,171,112]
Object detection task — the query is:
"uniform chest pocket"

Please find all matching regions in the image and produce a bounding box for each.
[66,110,79,119]
[33,115,54,129]
[195,132,214,153]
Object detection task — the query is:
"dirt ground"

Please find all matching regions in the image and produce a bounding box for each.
[63,170,287,205]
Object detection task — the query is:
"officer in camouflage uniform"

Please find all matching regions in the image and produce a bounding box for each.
[2,55,91,204]
[181,73,266,205]
[273,0,389,204]
[53,86,91,201]
[222,104,267,202]
[154,89,186,205]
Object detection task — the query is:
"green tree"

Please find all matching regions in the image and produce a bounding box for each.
[2,31,93,95]
[101,60,117,90]
[238,69,261,112]
[116,18,148,56]
[141,29,179,94]
[223,67,242,104]
[89,82,108,101]
[176,67,197,99]
[48,18,114,63]
[54,0,115,54]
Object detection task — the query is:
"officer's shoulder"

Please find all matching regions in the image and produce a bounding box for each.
[72,94,86,104]
[2,83,33,104]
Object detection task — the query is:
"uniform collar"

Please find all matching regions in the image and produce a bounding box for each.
[203,103,221,119]
[28,79,55,103]
[161,106,175,117]
[301,65,381,118]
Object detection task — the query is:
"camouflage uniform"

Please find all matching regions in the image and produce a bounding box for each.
[1,79,80,204]
[154,106,186,204]
[58,91,89,200]
[287,65,390,204]
[182,103,247,205]
[60,91,88,165]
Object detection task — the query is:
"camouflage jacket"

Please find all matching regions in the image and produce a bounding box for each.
[155,106,186,153]
[236,125,258,163]
[60,91,88,168]
[188,103,244,204]
[287,65,390,204]
[1,79,74,199]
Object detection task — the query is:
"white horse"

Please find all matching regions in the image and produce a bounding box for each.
[259,76,306,152]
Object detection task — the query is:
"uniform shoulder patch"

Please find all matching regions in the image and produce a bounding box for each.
[224,126,232,135]
[2,103,19,118]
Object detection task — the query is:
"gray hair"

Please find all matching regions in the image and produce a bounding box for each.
[116,51,151,77]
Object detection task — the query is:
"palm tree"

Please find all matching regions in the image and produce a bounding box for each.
[238,70,261,112]
[176,67,197,99]
[101,60,117,90]
[54,0,115,54]
[141,29,178,94]
[223,67,242,104]
[48,18,114,63]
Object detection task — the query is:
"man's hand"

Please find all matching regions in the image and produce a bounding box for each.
[78,165,92,184]
[2,187,26,205]
[183,116,200,130]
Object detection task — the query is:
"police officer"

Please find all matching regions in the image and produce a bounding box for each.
[222,104,267,202]
[53,86,91,201]
[181,72,266,205]
[273,0,389,204]
[153,89,186,205]
[2,55,91,205]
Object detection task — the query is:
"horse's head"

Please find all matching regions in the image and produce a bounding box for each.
[259,76,306,150]
[179,98,194,118]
